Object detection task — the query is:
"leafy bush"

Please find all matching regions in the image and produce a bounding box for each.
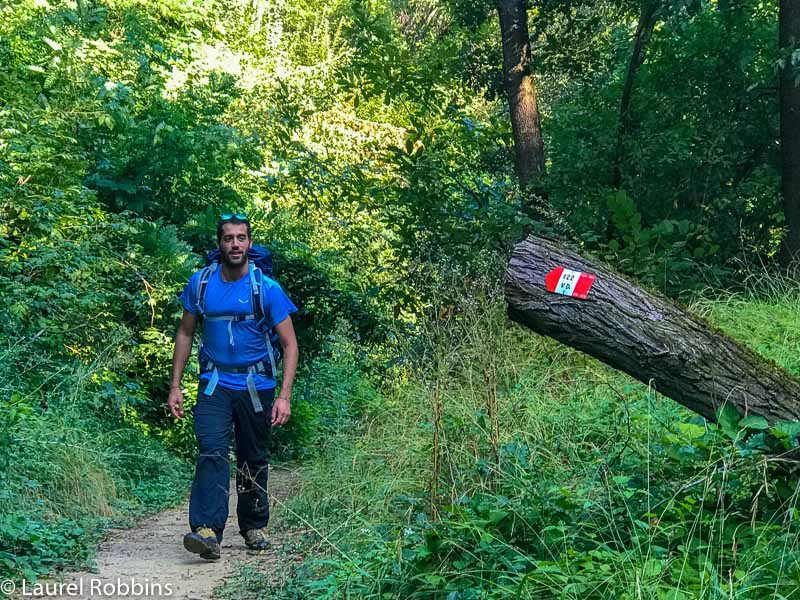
[586,190,730,294]
[272,321,380,459]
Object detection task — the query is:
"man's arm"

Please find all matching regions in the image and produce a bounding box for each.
[272,316,298,427]
[168,310,197,419]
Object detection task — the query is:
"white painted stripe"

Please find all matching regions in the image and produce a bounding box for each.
[554,268,581,296]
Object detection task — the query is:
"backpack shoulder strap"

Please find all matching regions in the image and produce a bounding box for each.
[249,262,265,322]
[249,264,279,376]
[196,263,217,317]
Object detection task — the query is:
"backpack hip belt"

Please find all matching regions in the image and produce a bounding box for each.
[200,355,273,414]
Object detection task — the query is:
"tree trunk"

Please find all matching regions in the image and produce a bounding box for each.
[505,235,800,423]
[612,1,661,189]
[496,0,544,188]
[781,0,800,260]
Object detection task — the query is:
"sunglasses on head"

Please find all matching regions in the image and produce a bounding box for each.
[219,212,248,221]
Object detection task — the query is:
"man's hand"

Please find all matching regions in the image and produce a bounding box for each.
[272,396,290,427]
[168,386,185,419]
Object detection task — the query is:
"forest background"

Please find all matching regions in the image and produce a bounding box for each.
[3,0,800,597]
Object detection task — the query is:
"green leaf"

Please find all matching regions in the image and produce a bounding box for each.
[488,509,508,525]
[739,415,769,430]
[717,403,741,439]
[659,589,692,600]
[642,559,664,578]
[675,422,705,439]
[535,564,563,574]
[770,421,800,449]
[424,575,444,586]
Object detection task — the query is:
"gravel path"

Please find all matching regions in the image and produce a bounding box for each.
[20,466,299,600]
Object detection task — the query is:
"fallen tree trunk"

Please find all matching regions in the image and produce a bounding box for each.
[505,235,800,423]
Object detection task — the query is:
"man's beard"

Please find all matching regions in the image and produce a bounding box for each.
[221,248,248,268]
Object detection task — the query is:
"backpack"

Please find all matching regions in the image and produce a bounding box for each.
[194,245,281,413]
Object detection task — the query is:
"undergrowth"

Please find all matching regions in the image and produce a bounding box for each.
[226,275,800,599]
[0,339,191,583]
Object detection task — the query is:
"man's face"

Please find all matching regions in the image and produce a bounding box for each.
[218,223,252,268]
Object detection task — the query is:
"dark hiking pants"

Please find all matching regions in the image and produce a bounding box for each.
[189,384,274,542]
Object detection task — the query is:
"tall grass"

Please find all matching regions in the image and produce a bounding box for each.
[0,334,191,582]
[692,271,800,376]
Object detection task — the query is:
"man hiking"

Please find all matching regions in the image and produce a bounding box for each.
[168,213,299,560]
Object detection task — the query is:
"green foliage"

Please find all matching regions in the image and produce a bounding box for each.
[0,515,95,584]
[0,1,208,580]
[588,190,729,293]
[0,359,190,582]
[544,0,784,283]
[3,0,799,594]
[693,280,800,376]
[272,321,380,458]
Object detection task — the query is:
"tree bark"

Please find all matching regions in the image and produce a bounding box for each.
[612,1,661,189]
[505,235,800,423]
[780,0,800,260]
[496,0,544,188]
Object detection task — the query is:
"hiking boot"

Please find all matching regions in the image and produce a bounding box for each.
[243,528,271,552]
[183,527,221,560]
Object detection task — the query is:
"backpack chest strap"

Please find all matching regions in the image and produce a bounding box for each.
[203,313,258,347]
[203,314,257,322]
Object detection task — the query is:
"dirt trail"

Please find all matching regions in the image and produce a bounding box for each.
[22,467,300,600]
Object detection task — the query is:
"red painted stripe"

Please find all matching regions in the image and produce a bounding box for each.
[545,267,564,293]
[572,273,595,299]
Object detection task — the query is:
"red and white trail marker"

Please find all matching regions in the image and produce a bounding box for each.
[545,267,596,300]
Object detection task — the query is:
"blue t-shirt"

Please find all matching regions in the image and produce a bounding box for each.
[180,267,297,391]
